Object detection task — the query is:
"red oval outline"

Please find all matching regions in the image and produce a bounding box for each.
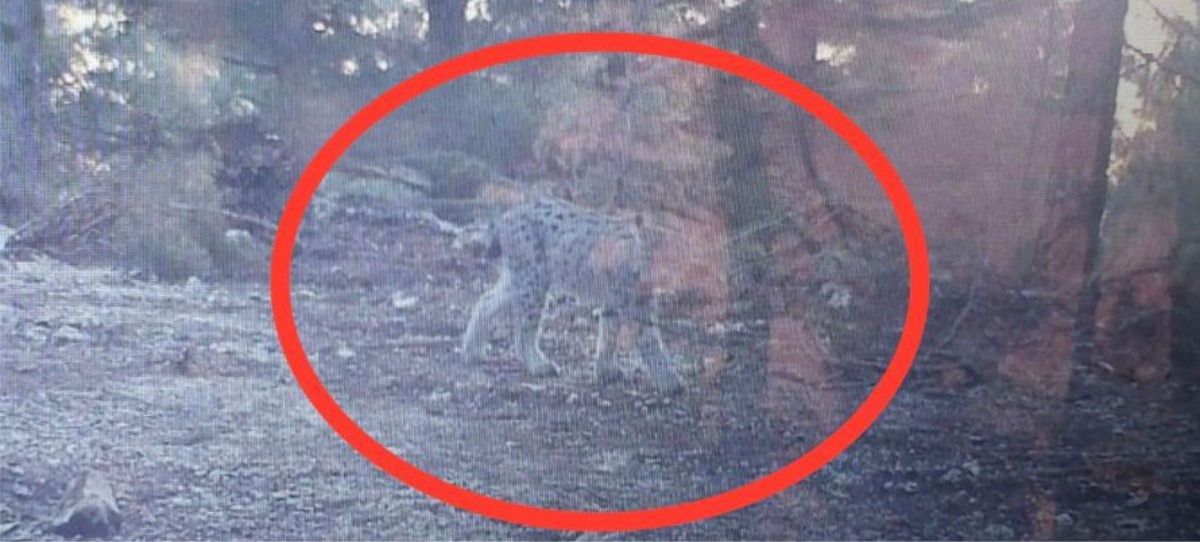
[270,32,929,532]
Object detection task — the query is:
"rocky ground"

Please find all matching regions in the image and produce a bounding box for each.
[2,194,1199,540]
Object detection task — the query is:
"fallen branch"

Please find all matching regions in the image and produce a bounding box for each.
[337,161,432,192]
[390,336,458,348]
[164,203,277,236]
[935,279,979,351]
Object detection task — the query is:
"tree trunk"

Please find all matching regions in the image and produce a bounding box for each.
[1000,0,1128,400]
[708,0,778,473]
[1001,1,1129,537]
[0,0,46,225]
[426,0,469,60]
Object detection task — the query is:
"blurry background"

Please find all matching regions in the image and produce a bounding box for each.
[1,0,1198,539]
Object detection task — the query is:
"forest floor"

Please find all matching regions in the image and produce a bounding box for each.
[2,192,1199,540]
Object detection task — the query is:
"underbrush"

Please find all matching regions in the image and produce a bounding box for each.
[5,149,269,282]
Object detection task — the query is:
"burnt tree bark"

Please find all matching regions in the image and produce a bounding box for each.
[1001,0,1128,400]
[1003,1,1129,537]
[1065,0,1133,367]
[0,0,46,225]
[708,0,779,473]
[426,0,469,60]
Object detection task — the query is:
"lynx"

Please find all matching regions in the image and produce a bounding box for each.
[461,198,683,393]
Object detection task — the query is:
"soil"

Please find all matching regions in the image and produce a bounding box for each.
[2,196,1199,540]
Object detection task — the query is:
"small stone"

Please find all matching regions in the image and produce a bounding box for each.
[983,523,1016,541]
[940,468,965,483]
[224,229,253,246]
[1123,493,1149,508]
[820,282,852,308]
[391,293,418,311]
[335,344,356,360]
[0,304,18,328]
[51,471,121,539]
[51,325,90,345]
[1117,517,1147,532]
[962,459,982,477]
[1055,513,1074,528]
[12,483,32,498]
[19,323,51,343]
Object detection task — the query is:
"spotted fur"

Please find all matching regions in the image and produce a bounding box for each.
[461,198,683,393]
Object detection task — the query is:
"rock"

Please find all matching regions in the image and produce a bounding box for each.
[334,344,356,360]
[0,224,13,251]
[184,276,205,295]
[174,347,199,376]
[885,480,918,493]
[939,467,965,483]
[224,229,253,246]
[820,281,852,309]
[982,523,1016,541]
[11,483,32,498]
[391,292,418,311]
[962,459,982,477]
[19,322,51,343]
[1117,517,1147,533]
[1123,493,1149,508]
[1055,513,1075,528]
[51,325,90,345]
[51,471,121,539]
[0,304,18,328]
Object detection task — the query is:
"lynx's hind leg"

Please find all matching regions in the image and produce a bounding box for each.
[513,281,558,377]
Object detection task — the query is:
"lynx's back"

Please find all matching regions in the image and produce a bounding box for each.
[494,199,649,307]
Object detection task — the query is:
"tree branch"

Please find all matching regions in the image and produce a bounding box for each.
[1124,42,1200,87]
[165,203,277,236]
[1147,2,1199,41]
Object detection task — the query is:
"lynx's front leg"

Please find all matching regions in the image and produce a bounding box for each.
[513,285,558,377]
[635,321,683,394]
[629,292,683,394]
[593,308,624,384]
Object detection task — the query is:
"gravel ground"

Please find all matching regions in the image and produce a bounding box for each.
[2,203,1198,540]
